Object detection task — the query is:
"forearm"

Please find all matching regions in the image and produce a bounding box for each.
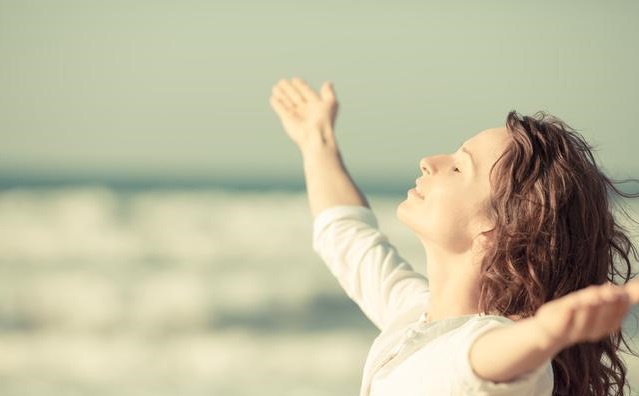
[468,272,639,384]
[468,317,561,383]
[300,126,370,218]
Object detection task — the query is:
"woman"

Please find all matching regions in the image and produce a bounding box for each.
[269,77,639,395]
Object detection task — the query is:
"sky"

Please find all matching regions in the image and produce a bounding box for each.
[1,0,638,191]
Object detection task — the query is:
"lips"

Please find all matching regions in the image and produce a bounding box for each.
[413,178,426,199]
[409,187,425,199]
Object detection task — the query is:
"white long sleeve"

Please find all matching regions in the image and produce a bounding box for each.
[310,205,554,395]
[312,205,430,332]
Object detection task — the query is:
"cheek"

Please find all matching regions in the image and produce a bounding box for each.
[397,188,477,252]
[422,196,467,234]
[398,190,468,235]
[421,186,464,219]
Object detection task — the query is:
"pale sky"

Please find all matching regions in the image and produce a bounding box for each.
[1,0,638,190]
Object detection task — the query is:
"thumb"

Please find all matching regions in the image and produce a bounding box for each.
[626,279,639,305]
[320,81,336,102]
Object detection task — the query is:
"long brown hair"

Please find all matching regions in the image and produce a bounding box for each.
[478,110,639,395]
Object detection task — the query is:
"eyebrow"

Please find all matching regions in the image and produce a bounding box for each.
[460,145,476,172]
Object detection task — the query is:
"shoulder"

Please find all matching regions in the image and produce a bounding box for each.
[466,314,515,326]
[445,315,516,350]
[453,314,515,337]
[465,315,515,331]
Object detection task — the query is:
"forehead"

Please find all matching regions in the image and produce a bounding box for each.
[467,126,509,145]
[465,127,511,170]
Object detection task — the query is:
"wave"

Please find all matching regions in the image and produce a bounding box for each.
[0,186,636,395]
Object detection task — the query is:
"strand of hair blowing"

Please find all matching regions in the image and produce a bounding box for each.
[477,110,639,396]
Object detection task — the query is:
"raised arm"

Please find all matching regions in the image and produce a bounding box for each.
[269,77,369,217]
[269,77,430,331]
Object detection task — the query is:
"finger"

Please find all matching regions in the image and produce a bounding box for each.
[280,79,306,105]
[291,77,320,102]
[575,284,603,307]
[600,283,624,303]
[597,286,630,332]
[571,287,604,339]
[269,95,294,116]
[272,84,296,107]
[583,285,630,339]
[320,81,337,102]
[625,279,639,305]
[612,292,631,330]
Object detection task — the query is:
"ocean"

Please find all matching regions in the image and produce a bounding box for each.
[0,185,637,395]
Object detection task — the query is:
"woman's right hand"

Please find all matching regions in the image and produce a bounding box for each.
[269,77,339,149]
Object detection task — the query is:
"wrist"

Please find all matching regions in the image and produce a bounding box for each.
[298,121,335,149]
[299,129,339,158]
[527,316,569,356]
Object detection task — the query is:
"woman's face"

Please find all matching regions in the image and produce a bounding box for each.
[397,127,512,254]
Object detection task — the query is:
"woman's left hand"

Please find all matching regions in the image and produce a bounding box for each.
[531,279,639,353]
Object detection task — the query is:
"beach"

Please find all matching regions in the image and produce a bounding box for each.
[0,186,636,395]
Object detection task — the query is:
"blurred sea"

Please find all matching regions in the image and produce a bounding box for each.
[0,184,637,396]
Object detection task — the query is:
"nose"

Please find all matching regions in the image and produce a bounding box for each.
[420,157,432,175]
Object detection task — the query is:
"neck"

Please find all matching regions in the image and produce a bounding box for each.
[421,242,483,322]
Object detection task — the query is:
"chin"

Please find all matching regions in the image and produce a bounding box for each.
[395,201,414,229]
[396,201,432,240]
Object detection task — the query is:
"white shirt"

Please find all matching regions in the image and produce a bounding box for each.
[312,205,554,396]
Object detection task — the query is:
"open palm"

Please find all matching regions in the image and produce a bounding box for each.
[533,280,639,352]
[269,77,339,148]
